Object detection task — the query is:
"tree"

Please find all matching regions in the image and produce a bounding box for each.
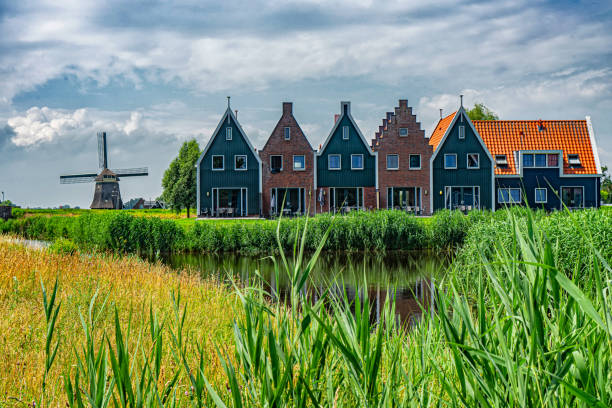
[162,139,201,217]
[467,103,499,121]
[601,165,612,204]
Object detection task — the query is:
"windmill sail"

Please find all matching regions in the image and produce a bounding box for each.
[60,173,98,184]
[97,132,108,169]
[111,167,149,177]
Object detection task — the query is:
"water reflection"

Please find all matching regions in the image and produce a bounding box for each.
[155,251,449,326]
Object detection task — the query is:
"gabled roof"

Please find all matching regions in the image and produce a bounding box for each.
[428,111,456,151]
[318,101,375,156]
[196,105,262,168]
[473,119,601,176]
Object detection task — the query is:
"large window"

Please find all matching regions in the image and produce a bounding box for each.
[330,187,364,211]
[444,186,480,210]
[498,188,521,204]
[386,154,399,170]
[293,155,305,171]
[409,154,421,169]
[270,155,282,172]
[523,153,560,168]
[284,127,290,140]
[467,153,479,169]
[342,126,349,140]
[328,154,341,170]
[387,187,422,211]
[351,154,364,170]
[226,127,232,141]
[234,155,247,171]
[561,186,584,208]
[535,188,547,203]
[444,154,457,169]
[212,155,224,170]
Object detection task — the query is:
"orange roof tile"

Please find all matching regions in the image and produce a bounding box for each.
[473,120,599,175]
[429,112,456,151]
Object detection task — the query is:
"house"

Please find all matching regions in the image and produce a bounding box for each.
[372,99,432,214]
[429,102,495,212]
[259,102,316,217]
[316,101,377,212]
[474,118,602,210]
[196,100,262,217]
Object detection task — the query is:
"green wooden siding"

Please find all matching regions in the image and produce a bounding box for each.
[317,115,376,187]
[199,113,260,215]
[432,111,493,210]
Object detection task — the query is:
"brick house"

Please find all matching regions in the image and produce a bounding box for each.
[371,99,432,214]
[259,102,316,216]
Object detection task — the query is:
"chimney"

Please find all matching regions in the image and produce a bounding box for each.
[282,102,293,115]
[334,114,340,124]
[460,94,464,107]
[399,99,408,108]
[341,101,350,115]
[386,112,393,122]
[234,110,238,119]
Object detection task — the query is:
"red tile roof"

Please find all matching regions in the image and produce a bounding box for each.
[428,112,456,151]
[473,120,599,175]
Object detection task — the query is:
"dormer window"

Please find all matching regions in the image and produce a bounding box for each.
[568,154,581,167]
[495,155,508,167]
[342,126,349,140]
[547,154,559,167]
[226,128,232,141]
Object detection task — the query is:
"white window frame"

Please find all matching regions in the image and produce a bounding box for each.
[495,155,508,166]
[498,188,521,204]
[342,126,349,140]
[293,155,305,171]
[458,126,465,139]
[328,154,341,170]
[534,188,547,203]
[409,154,421,170]
[234,155,247,171]
[467,153,480,169]
[226,127,232,141]
[399,128,408,137]
[284,127,291,140]
[351,154,364,170]
[212,155,224,171]
[270,155,283,172]
[568,154,581,166]
[386,154,399,170]
[444,153,457,169]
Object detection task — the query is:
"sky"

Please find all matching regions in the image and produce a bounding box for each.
[0,0,611,208]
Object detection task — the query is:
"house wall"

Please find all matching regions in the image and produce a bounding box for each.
[495,168,600,210]
[374,100,432,214]
[260,102,316,216]
[198,113,260,215]
[432,111,493,211]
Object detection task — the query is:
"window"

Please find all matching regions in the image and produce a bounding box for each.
[386,154,399,170]
[270,155,282,172]
[328,154,341,170]
[444,154,457,169]
[535,188,547,203]
[212,155,224,170]
[351,154,364,170]
[523,153,534,167]
[226,127,232,141]
[293,155,305,171]
[234,155,247,170]
[399,128,408,137]
[458,126,465,139]
[498,188,521,204]
[409,154,421,169]
[495,155,508,167]
[547,154,558,167]
[467,153,479,169]
[561,186,584,208]
[284,127,290,140]
[535,153,547,167]
[342,126,349,140]
[568,154,581,167]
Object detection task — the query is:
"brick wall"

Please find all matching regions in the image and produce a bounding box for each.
[372,99,433,214]
[259,102,316,216]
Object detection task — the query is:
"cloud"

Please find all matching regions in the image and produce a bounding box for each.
[7,107,90,146]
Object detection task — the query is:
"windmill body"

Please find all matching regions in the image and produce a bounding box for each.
[60,132,148,209]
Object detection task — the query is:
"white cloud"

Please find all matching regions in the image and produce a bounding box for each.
[7,107,91,146]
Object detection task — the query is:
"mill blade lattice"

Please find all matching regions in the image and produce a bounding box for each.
[60,173,98,184]
[97,132,108,169]
[111,168,149,177]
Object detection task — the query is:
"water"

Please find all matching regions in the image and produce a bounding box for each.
[156,250,450,326]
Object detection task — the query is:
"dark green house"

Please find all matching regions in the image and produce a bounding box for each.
[428,105,494,211]
[316,101,378,212]
[196,102,262,217]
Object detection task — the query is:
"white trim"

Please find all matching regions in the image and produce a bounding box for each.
[467,153,480,169]
[386,154,399,170]
[351,154,364,170]
[234,154,248,171]
[497,187,521,204]
[293,155,306,171]
[328,154,341,170]
[212,155,225,171]
[270,155,283,172]
[444,185,481,210]
[458,125,465,139]
[409,154,421,170]
[586,116,602,174]
[444,153,457,169]
[534,188,547,203]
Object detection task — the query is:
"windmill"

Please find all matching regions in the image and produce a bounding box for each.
[60,132,148,209]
